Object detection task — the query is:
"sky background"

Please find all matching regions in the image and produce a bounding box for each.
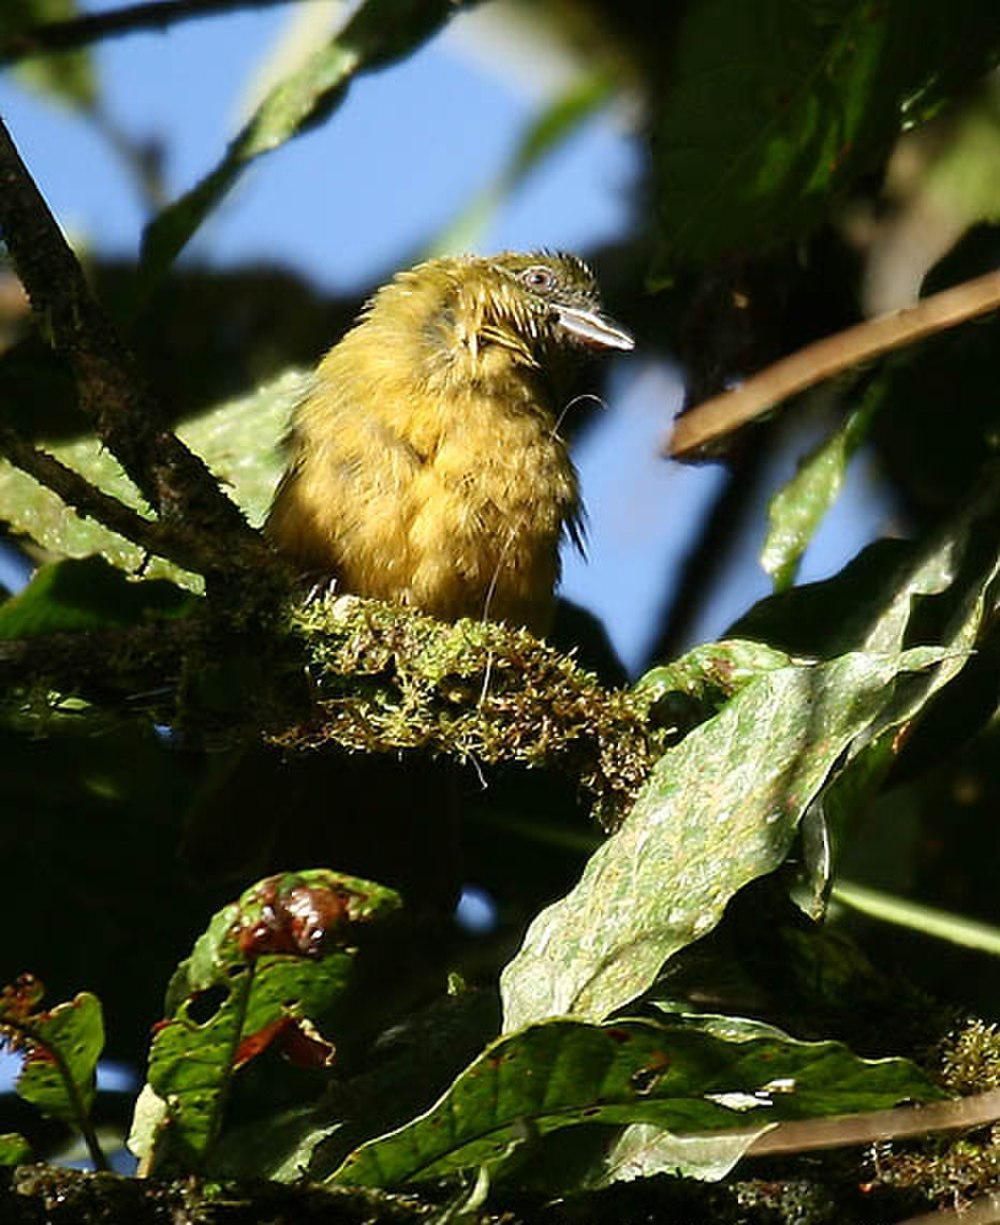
[0,2,895,669]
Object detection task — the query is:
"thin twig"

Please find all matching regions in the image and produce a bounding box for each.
[0,426,202,575]
[669,268,1000,458]
[0,0,310,63]
[744,1087,1000,1158]
[0,117,274,586]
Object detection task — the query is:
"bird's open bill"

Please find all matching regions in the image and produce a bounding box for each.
[555,304,635,351]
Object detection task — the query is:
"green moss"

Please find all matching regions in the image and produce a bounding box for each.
[275,594,665,828]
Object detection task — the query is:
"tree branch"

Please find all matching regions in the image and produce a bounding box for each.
[0,426,205,577]
[669,268,1000,459]
[0,596,666,828]
[0,0,308,63]
[0,117,274,588]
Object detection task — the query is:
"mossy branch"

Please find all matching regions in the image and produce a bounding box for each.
[0,595,664,829]
[276,595,663,828]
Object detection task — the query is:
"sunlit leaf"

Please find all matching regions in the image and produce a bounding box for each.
[0,1134,31,1165]
[4,991,104,1124]
[762,398,878,592]
[0,369,304,591]
[141,0,470,283]
[330,1014,941,1188]
[500,647,946,1031]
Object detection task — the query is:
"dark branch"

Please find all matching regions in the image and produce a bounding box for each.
[0,426,208,577]
[0,622,185,702]
[0,0,307,63]
[0,117,274,589]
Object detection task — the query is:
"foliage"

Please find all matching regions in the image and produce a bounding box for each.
[3,0,1000,1222]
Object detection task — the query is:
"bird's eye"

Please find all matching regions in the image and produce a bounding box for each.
[520,266,556,292]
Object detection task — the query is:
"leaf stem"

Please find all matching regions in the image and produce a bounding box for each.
[2,1018,108,1172]
[201,960,257,1169]
[831,880,1000,957]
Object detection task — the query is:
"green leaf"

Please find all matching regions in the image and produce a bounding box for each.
[134,870,402,1174]
[13,993,104,1123]
[5,0,96,109]
[0,368,304,591]
[762,398,878,592]
[0,1134,32,1166]
[500,646,946,1031]
[141,0,469,283]
[216,988,499,1182]
[635,638,791,716]
[0,556,194,639]
[596,1122,770,1186]
[329,1015,942,1188]
[650,0,1000,274]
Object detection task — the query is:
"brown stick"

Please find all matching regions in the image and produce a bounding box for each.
[0,116,272,584]
[669,268,1000,458]
[0,0,307,63]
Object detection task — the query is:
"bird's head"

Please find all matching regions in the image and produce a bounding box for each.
[360,251,633,395]
[481,250,635,357]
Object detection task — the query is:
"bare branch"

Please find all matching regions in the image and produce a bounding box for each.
[669,268,1000,459]
[0,116,274,586]
[0,426,205,576]
[0,0,308,63]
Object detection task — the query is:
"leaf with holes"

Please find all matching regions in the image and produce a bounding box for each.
[132,870,402,1175]
[329,1015,941,1188]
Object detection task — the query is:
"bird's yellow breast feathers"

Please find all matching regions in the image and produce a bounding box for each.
[266,252,633,635]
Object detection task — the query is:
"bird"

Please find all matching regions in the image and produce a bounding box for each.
[265,251,634,635]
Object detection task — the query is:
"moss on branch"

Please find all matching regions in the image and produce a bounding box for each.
[273,595,664,828]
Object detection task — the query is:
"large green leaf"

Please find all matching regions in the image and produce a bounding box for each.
[0,369,304,591]
[0,556,194,638]
[132,870,402,1175]
[651,0,1000,273]
[4,0,96,108]
[141,0,470,282]
[500,646,946,1031]
[329,1014,941,1188]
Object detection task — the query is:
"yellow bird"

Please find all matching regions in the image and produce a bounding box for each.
[266,252,633,635]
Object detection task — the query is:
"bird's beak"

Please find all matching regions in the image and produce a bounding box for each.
[554,304,635,351]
